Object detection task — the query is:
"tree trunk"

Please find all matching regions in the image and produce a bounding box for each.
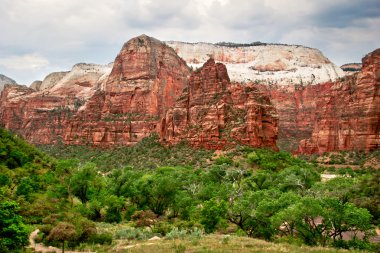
[62,240,65,253]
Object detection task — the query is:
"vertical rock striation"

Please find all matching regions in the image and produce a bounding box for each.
[162,58,278,150]
[295,49,380,153]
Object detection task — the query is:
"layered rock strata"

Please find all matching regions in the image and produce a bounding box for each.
[161,58,278,149]
[64,35,191,145]
[295,49,380,153]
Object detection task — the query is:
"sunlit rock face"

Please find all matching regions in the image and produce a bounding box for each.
[64,35,191,146]
[295,49,380,154]
[0,62,112,144]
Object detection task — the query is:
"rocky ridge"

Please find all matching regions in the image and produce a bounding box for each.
[0,74,17,92]
[341,63,362,75]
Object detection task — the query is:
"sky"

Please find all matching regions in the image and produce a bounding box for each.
[0,0,379,85]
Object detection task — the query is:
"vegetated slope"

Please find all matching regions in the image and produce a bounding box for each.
[0,127,54,251]
[1,128,379,252]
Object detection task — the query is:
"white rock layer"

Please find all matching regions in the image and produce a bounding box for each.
[165,41,345,85]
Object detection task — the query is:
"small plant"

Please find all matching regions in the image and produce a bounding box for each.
[173,243,186,253]
[189,227,203,239]
[115,227,155,241]
[221,235,230,244]
[166,227,188,240]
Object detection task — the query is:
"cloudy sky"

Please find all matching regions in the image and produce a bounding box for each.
[0,0,379,84]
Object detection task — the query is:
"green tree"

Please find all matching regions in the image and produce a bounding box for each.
[201,199,227,233]
[105,195,125,223]
[69,162,100,203]
[228,189,283,239]
[135,168,180,215]
[0,201,29,251]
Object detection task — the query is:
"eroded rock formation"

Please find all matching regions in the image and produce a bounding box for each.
[161,58,278,149]
[295,49,380,153]
[0,35,378,154]
[63,35,191,145]
[0,74,17,92]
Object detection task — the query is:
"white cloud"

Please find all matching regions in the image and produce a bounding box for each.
[0,0,378,84]
[0,53,49,70]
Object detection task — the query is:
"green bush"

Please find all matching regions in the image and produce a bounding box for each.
[166,227,188,240]
[215,156,233,165]
[152,221,174,236]
[115,228,155,241]
[88,232,113,245]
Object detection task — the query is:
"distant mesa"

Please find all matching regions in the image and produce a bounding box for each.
[340,63,362,75]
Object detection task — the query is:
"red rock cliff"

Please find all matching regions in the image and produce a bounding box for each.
[161,58,278,150]
[64,35,191,145]
[295,49,380,153]
[257,48,380,154]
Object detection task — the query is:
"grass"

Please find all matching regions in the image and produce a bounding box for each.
[79,234,369,253]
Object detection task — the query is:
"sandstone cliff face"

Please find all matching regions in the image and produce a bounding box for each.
[295,49,380,153]
[63,35,191,145]
[256,49,379,153]
[0,35,378,154]
[0,63,113,144]
[162,58,278,150]
[165,41,345,85]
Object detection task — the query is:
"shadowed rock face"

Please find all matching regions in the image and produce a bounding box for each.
[161,58,278,150]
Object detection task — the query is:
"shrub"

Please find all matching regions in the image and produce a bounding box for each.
[152,221,174,236]
[88,232,113,245]
[166,227,188,240]
[215,156,233,165]
[131,210,157,229]
[115,227,155,241]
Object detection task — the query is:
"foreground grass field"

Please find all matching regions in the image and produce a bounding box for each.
[78,234,370,253]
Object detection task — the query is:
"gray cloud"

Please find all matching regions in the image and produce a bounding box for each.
[310,0,380,28]
[0,0,378,84]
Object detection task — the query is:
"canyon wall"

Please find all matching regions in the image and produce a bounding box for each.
[0,35,278,149]
[0,35,378,154]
